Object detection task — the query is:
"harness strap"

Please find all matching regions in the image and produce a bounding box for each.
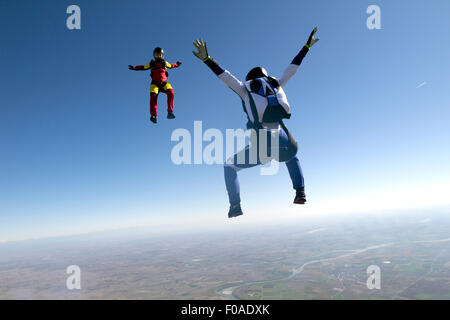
[150,59,167,70]
[244,88,263,130]
[151,80,169,91]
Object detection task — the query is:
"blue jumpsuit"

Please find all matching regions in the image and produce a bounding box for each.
[224,125,305,205]
[202,46,310,205]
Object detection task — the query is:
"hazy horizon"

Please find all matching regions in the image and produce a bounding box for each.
[1,207,449,300]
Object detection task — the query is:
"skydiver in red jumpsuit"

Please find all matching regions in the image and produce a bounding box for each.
[129,47,181,124]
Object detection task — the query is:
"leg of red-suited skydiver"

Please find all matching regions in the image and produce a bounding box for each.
[150,93,158,116]
[166,89,174,113]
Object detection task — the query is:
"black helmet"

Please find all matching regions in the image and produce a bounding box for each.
[245,67,268,81]
[153,47,164,58]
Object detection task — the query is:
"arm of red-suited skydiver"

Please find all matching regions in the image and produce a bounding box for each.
[277,45,310,87]
[132,62,151,70]
[203,57,247,99]
[166,61,181,68]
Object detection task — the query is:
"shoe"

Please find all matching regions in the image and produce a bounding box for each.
[167,112,176,119]
[150,115,157,123]
[294,189,306,204]
[228,203,243,218]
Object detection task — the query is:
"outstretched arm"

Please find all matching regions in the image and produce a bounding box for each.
[278,27,319,87]
[166,61,182,69]
[128,62,151,71]
[192,39,247,98]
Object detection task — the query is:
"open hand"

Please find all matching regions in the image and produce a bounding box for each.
[306,27,320,47]
[192,39,209,61]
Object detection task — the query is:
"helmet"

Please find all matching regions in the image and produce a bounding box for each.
[245,67,268,81]
[153,47,164,58]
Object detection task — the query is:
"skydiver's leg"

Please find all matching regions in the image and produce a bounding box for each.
[150,84,159,117]
[287,155,306,204]
[278,124,306,203]
[150,93,158,116]
[162,83,175,113]
[166,89,175,113]
[224,143,260,206]
[224,165,240,205]
[285,156,305,190]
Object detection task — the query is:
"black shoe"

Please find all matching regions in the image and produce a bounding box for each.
[167,112,176,119]
[294,189,306,204]
[228,203,243,218]
[150,115,157,124]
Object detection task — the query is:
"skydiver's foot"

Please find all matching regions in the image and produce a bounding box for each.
[228,203,243,218]
[167,112,176,119]
[150,115,157,124]
[294,188,306,204]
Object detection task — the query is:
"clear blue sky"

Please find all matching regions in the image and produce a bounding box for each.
[1,0,449,242]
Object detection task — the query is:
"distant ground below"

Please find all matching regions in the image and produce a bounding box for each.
[1,208,449,299]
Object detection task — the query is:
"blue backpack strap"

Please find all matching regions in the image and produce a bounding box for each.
[243,88,263,130]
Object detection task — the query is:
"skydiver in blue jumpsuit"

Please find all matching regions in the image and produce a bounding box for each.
[192,27,320,218]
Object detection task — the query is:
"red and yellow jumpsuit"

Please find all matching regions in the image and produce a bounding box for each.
[134,59,180,116]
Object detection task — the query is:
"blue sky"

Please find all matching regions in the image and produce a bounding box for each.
[1,0,450,242]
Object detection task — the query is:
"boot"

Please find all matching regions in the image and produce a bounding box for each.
[228,203,243,218]
[294,188,306,204]
[167,112,176,119]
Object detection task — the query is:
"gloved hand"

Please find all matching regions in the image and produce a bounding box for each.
[176,61,182,66]
[128,65,135,70]
[192,39,209,61]
[306,27,319,48]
